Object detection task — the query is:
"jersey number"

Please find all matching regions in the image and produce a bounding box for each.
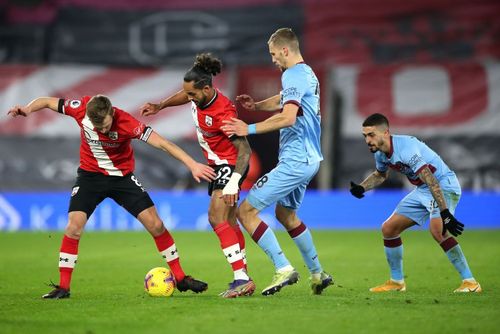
[131,175,145,192]
[216,166,232,184]
[255,175,268,189]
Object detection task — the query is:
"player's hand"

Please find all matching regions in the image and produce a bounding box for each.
[440,209,464,237]
[350,181,365,199]
[236,94,256,111]
[221,173,242,206]
[140,102,161,117]
[7,105,30,117]
[220,118,249,136]
[190,163,216,183]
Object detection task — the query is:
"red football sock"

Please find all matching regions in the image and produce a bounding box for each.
[154,230,185,282]
[59,235,79,290]
[232,223,247,271]
[214,221,246,275]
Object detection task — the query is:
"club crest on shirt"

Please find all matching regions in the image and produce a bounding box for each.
[205,115,213,127]
[108,131,118,140]
[71,186,79,197]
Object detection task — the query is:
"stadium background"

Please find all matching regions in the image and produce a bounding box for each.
[1,0,499,230]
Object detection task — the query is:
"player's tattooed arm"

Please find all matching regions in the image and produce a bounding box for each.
[418,166,448,210]
[222,136,251,206]
[230,136,252,175]
[360,170,388,191]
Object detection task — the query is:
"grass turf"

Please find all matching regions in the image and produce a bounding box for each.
[0,230,499,334]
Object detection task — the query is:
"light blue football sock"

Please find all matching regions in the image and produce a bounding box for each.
[446,244,473,280]
[290,226,322,274]
[253,223,290,270]
[384,244,404,281]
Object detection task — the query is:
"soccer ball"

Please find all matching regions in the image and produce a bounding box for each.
[144,267,176,297]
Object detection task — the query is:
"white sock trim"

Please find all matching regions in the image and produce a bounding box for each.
[234,269,250,281]
[390,278,405,284]
[223,244,243,263]
[160,244,179,262]
[59,252,78,268]
[277,264,294,273]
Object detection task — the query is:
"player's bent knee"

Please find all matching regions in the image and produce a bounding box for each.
[146,221,165,237]
[137,209,165,236]
[429,226,445,243]
[64,222,83,239]
[235,206,252,226]
[381,221,398,238]
[65,212,87,239]
[207,209,221,227]
[274,211,286,225]
[235,207,244,223]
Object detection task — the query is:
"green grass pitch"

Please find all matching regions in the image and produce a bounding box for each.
[1,230,499,334]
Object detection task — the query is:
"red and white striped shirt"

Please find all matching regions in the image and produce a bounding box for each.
[59,96,151,176]
[191,89,238,166]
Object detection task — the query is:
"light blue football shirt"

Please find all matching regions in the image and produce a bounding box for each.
[279,63,323,164]
[374,135,458,189]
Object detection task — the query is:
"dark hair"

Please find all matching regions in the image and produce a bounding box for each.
[183,53,222,89]
[362,113,389,128]
[86,95,113,125]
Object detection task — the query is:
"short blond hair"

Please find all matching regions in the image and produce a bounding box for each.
[86,95,113,126]
[268,28,300,52]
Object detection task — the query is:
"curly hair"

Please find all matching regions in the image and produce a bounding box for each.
[184,53,222,89]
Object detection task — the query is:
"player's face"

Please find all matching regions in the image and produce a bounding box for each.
[183,81,209,107]
[268,42,287,72]
[94,114,113,134]
[362,125,388,153]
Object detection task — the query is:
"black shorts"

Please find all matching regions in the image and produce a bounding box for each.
[69,168,154,218]
[208,164,249,196]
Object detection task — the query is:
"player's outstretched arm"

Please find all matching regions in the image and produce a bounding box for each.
[350,170,388,198]
[146,130,216,183]
[221,103,297,136]
[236,94,280,112]
[418,166,464,236]
[140,90,189,117]
[8,97,60,117]
[221,136,252,206]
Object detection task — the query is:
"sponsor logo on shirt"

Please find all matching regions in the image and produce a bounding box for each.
[83,129,120,147]
[282,87,301,100]
[196,126,216,138]
[408,154,423,169]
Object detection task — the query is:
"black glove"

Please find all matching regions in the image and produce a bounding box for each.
[440,209,464,237]
[350,181,365,199]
